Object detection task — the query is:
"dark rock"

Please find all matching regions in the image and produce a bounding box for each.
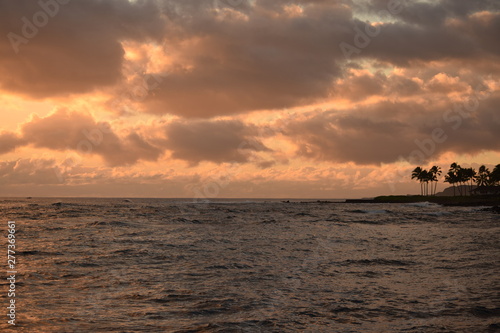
[481,206,500,213]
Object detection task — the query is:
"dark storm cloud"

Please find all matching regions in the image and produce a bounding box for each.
[145,0,352,117]
[0,0,499,119]
[0,0,164,97]
[164,119,270,165]
[361,0,499,25]
[353,0,500,66]
[141,0,500,116]
[285,92,500,165]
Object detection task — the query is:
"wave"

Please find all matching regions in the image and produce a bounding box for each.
[421,211,452,216]
[349,209,390,214]
[86,220,129,227]
[343,258,416,266]
[405,201,442,207]
[206,263,253,270]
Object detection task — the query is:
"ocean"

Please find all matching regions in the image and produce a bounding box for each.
[1,198,499,332]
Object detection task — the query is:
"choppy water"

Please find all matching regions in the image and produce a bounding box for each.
[0,198,499,332]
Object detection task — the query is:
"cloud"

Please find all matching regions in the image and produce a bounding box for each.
[333,69,476,101]
[0,0,165,97]
[284,91,500,165]
[1,0,499,120]
[334,70,387,101]
[0,132,26,154]
[0,158,62,185]
[136,0,354,117]
[164,119,270,165]
[285,107,413,165]
[360,0,499,26]
[352,1,500,66]
[139,0,500,117]
[0,156,411,197]
[1,110,273,167]
[0,1,499,178]
[1,109,163,166]
[426,73,469,94]
[23,109,163,166]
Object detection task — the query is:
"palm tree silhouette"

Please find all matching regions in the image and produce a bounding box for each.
[429,166,442,196]
[451,163,467,196]
[475,165,491,187]
[490,164,500,186]
[412,167,424,196]
[413,163,498,197]
[463,167,476,196]
[421,169,431,196]
[444,163,461,196]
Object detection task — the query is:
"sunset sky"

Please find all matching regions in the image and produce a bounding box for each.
[0,0,499,198]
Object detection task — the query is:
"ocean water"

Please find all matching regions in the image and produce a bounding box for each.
[0,198,499,333]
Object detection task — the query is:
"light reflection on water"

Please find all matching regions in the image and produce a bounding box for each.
[0,198,499,332]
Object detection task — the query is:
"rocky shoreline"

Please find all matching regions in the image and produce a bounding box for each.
[345,195,500,207]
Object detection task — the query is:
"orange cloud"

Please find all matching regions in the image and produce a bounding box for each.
[2,109,162,166]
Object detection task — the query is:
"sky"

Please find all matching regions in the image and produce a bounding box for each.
[0,0,499,199]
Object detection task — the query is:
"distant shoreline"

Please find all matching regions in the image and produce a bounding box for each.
[2,196,499,207]
[346,195,500,206]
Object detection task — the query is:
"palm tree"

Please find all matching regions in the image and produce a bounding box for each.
[422,169,432,196]
[450,163,459,173]
[462,167,476,196]
[475,165,491,187]
[412,167,424,195]
[446,163,464,196]
[490,164,500,186]
[444,170,458,196]
[457,166,468,196]
[429,166,442,196]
